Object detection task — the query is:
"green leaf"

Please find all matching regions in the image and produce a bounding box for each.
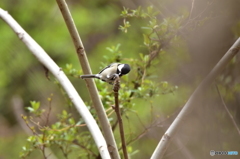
[161,81,168,88]
[127,146,133,153]
[143,34,150,46]
[68,118,75,125]
[30,101,40,110]
[22,146,26,151]
[27,136,36,142]
[26,107,34,112]
[141,27,152,30]
[66,63,72,70]
[147,6,153,14]
[120,7,129,18]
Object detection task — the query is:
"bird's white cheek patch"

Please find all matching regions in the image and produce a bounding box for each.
[118,64,124,72]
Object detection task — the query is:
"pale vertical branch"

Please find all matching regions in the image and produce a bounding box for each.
[54,1,120,158]
[0,8,111,159]
[151,37,240,159]
[189,0,195,20]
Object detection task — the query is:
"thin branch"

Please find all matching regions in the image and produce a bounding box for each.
[54,1,120,158]
[165,138,194,159]
[73,140,98,157]
[50,124,86,132]
[125,127,149,147]
[45,96,53,126]
[113,75,128,159]
[215,84,240,135]
[182,0,214,29]
[125,108,178,147]
[59,146,69,159]
[151,37,240,159]
[189,0,195,20]
[41,125,48,159]
[0,8,111,159]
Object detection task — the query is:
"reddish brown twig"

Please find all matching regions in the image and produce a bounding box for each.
[113,75,128,159]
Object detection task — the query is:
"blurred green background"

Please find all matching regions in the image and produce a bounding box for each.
[1,0,240,159]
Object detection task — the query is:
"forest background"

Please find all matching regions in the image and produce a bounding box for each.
[0,0,240,159]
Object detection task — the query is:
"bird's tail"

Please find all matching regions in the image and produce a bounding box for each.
[80,74,97,79]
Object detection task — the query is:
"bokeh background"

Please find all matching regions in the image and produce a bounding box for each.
[0,0,240,159]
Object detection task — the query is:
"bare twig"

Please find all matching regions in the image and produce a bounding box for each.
[151,38,240,159]
[113,75,128,159]
[54,1,120,158]
[42,97,54,159]
[182,0,214,29]
[215,84,240,135]
[45,95,53,126]
[41,128,48,159]
[125,127,149,147]
[50,124,86,132]
[73,140,98,157]
[189,0,195,20]
[119,105,180,148]
[165,138,194,159]
[59,145,69,159]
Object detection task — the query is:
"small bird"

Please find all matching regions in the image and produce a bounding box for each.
[80,63,131,84]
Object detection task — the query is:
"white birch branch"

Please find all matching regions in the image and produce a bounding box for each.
[151,37,240,159]
[0,8,111,159]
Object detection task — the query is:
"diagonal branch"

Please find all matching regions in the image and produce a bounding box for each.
[54,1,120,158]
[0,8,111,159]
[151,37,240,159]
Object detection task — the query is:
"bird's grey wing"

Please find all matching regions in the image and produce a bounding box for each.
[98,63,112,74]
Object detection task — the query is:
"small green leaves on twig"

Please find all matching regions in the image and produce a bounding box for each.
[119,6,159,33]
[105,44,123,63]
[64,63,82,78]
[26,101,45,117]
[20,95,92,159]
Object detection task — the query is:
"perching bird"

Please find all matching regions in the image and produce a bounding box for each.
[80,63,131,84]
